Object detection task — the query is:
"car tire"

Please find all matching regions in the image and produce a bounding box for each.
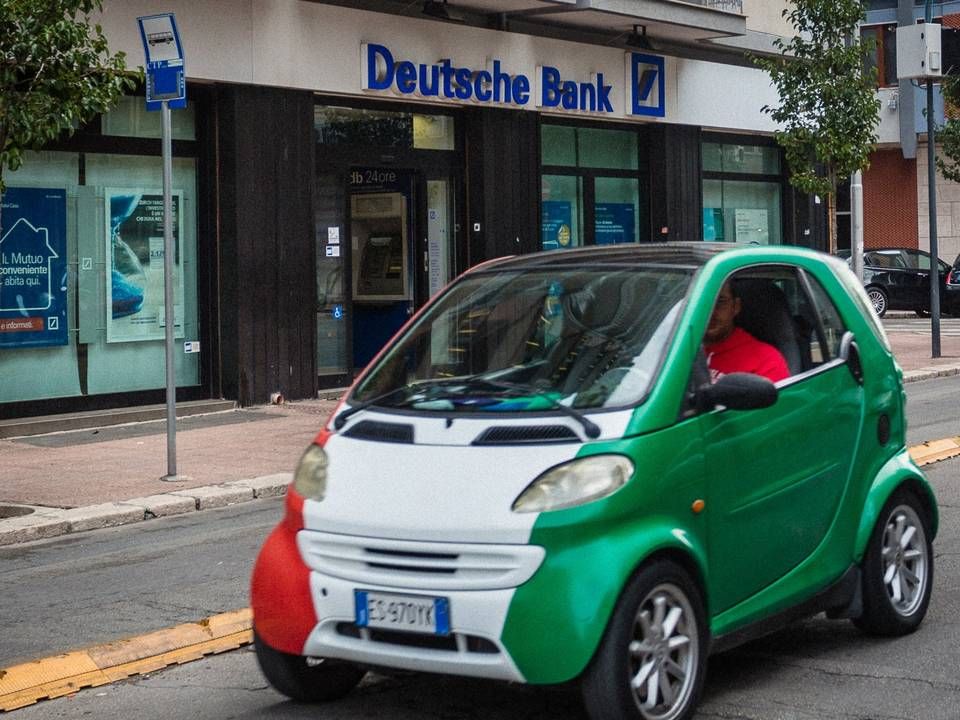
[254,631,366,702]
[581,560,708,720]
[853,489,934,637]
[866,286,888,317]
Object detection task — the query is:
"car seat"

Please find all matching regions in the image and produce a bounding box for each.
[733,278,803,376]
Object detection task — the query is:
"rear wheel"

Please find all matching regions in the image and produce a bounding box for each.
[866,286,888,317]
[254,632,365,702]
[854,490,933,636]
[582,560,707,720]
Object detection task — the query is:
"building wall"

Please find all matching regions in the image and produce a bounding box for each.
[864,148,918,250]
[742,0,793,36]
[917,142,960,262]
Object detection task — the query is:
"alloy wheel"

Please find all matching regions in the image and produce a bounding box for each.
[628,583,699,720]
[867,288,887,316]
[880,504,929,617]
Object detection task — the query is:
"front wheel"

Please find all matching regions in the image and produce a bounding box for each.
[866,286,888,317]
[581,560,707,720]
[854,490,934,636]
[254,631,366,702]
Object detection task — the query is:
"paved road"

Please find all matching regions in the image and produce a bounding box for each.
[11,457,959,720]
[904,374,960,447]
[0,500,278,667]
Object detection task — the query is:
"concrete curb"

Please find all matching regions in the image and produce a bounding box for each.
[0,473,291,547]
[902,365,960,383]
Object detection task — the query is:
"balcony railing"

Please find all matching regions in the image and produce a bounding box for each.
[673,0,743,13]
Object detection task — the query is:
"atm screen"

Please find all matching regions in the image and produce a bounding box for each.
[357,235,404,297]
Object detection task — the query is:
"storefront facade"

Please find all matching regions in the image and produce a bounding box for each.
[1,0,818,416]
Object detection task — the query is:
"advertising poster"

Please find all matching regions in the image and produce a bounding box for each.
[734,208,769,245]
[595,203,635,245]
[105,189,184,342]
[541,200,572,250]
[0,187,68,348]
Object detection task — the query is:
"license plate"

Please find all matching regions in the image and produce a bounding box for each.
[354,590,450,636]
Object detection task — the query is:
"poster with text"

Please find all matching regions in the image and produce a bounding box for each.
[0,187,68,348]
[105,189,184,343]
[541,200,572,250]
[595,203,635,245]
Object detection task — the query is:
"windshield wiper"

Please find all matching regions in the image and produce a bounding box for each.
[457,376,601,439]
[333,385,416,430]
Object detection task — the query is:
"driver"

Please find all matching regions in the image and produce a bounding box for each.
[704,280,789,384]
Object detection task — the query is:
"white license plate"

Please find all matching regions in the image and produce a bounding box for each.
[354,590,450,635]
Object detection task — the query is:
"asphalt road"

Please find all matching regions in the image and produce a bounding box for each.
[9,456,959,720]
[904,373,960,447]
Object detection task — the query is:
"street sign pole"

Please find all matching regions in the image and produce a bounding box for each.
[161,100,177,480]
[138,12,186,481]
[926,0,942,358]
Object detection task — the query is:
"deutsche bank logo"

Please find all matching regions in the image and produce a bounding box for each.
[628,52,665,118]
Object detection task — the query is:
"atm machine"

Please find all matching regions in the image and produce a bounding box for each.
[350,191,411,367]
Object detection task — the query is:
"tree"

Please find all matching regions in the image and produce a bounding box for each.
[0,0,139,205]
[754,0,879,253]
[936,75,960,183]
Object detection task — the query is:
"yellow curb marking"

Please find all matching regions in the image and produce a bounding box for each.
[909,437,960,467]
[0,609,252,712]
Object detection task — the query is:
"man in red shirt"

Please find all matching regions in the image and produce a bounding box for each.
[704,281,790,383]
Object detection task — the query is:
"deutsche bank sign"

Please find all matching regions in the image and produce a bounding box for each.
[629,52,665,117]
[361,44,665,118]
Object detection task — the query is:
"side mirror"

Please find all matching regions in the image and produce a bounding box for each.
[697,372,778,412]
[838,331,864,384]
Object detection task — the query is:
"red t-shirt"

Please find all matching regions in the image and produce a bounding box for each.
[705,327,790,383]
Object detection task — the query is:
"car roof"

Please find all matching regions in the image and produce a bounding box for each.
[469,242,741,274]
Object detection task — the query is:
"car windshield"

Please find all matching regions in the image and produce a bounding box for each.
[352,264,694,413]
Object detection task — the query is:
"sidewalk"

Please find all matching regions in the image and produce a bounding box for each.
[1,327,958,546]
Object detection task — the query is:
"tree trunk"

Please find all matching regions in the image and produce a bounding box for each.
[827,191,837,255]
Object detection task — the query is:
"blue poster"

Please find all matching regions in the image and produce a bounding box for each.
[0,188,68,348]
[541,200,573,250]
[595,203,635,245]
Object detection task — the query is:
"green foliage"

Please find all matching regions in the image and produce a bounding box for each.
[936,75,960,183]
[754,0,879,199]
[0,0,140,192]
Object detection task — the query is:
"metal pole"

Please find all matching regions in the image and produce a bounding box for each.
[926,0,941,357]
[851,171,864,282]
[161,100,178,479]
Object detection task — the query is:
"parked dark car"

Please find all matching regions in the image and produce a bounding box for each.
[946,254,960,311]
[837,248,954,317]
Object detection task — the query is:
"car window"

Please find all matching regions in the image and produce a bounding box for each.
[905,250,929,270]
[866,251,906,269]
[799,272,847,362]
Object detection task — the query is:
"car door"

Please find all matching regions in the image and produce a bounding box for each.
[699,266,864,614]
[868,250,912,309]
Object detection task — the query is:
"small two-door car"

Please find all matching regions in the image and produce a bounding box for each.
[252,243,937,720]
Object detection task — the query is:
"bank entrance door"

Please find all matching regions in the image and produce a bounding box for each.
[315,167,459,385]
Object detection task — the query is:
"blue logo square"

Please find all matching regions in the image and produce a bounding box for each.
[629,53,665,118]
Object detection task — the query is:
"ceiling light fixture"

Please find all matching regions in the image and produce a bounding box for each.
[422,0,453,21]
[626,24,654,51]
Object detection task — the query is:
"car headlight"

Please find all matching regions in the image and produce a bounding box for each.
[511,455,634,513]
[292,444,328,501]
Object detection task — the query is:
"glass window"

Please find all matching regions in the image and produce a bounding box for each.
[577,128,638,170]
[541,125,577,166]
[541,124,637,169]
[703,179,782,245]
[541,175,582,250]
[802,272,848,363]
[861,24,898,88]
[352,265,693,410]
[702,142,780,174]
[315,106,455,150]
[101,95,196,140]
[0,151,199,403]
[595,177,640,244]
